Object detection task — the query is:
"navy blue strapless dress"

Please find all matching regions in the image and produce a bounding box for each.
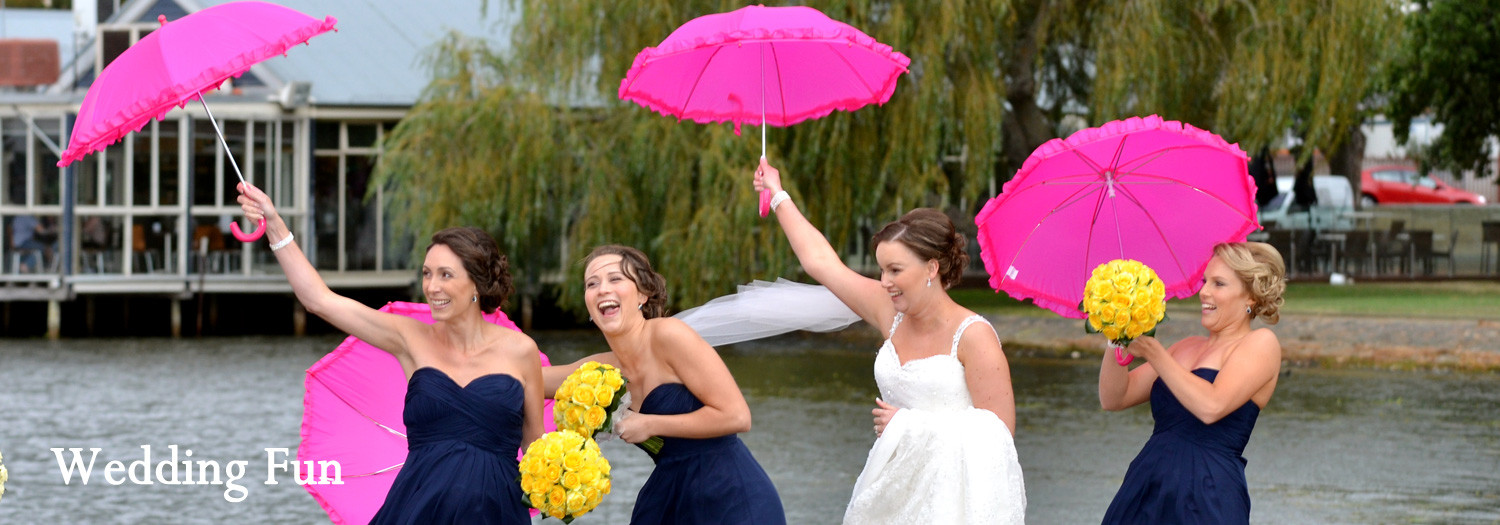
[630,383,786,525]
[370,368,529,524]
[1102,368,1260,524]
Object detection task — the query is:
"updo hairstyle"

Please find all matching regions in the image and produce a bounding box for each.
[870,208,969,289]
[428,227,513,314]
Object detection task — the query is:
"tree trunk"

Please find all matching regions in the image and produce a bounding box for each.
[1327,124,1367,209]
[1000,7,1054,184]
[1249,146,1279,208]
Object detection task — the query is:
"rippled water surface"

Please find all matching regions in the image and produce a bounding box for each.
[0,332,1496,523]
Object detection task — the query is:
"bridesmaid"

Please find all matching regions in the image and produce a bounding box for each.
[1098,242,1286,524]
[237,182,543,523]
[547,245,785,525]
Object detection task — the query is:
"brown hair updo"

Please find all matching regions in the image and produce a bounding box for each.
[870,208,969,289]
[428,227,513,314]
[583,245,669,319]
[1213,241,1286,324]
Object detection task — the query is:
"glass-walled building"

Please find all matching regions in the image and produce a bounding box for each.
[0,0,513,336]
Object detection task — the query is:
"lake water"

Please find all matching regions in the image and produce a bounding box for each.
[0,331,1495,523]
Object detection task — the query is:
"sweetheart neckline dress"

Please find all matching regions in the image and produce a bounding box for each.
[628,382,786,525]
[1101,368,1260,524]
[369,367,529,524]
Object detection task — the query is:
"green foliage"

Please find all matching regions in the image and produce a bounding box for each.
[379,2,1012,316]
[1090,0,1399,162]
[1386,0,1500,177]
[377,1,1403,320]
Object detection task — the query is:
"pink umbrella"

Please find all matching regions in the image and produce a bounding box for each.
[618,4,909,216]
[299,301,555,524]
[56,1,338,241]
[975,114,1258,335]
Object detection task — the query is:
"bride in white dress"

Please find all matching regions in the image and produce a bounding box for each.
[754,160,1026,524]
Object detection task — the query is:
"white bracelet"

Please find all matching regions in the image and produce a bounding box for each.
[269,233,295,251]
[769,190,791,212]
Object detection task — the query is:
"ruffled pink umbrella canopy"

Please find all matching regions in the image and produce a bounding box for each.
[618,4,910,215]
[975,115,1259,320]
[299,301,555,524]
[56,1,337,241]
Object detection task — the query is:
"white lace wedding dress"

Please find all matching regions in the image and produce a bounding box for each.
[843,314,1026,524]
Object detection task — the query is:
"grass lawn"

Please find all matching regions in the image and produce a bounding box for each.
[952,280,1500,320]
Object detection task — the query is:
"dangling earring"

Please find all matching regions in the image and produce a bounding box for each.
[638,303,644,310]
[1245,305,1252,314]
[471,295,477,303]
[926,277,932,288]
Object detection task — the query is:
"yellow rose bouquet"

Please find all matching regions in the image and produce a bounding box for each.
[0,449,8,502]
[1081,259,1168,365]
[554,361,662,454]
[519,430,612,523]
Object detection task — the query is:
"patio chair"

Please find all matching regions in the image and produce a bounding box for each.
[1430,229,1457,277]
[1341,230,1375,276]
[1483,221,1500,276]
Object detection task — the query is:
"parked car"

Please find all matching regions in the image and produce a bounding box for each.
[1360,165,1487,206]
[1258,175,1355,230]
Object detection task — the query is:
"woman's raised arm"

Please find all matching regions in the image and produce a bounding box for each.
[238,182,415,357]
[753,159,892,329]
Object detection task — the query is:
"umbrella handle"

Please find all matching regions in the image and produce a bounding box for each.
[758,188,772,217]
[231,218,267,242]
[1114,345,1134,366]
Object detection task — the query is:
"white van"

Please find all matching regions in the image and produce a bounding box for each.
[1258,175,1355,230]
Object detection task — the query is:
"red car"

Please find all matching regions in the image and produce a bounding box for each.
[1360,165,1488,206]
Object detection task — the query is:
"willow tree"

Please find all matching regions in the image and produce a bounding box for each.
[377,1,1013,321]
[1090,0,1400,206]
[377,1,1400,323]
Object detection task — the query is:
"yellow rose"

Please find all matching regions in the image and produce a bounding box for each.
[562,470,581,490]
[1132,306,1153,323]
[546,464,563,481]
[579,369,603,386]
[556,383,574,401]
[571,387,595,406]
[1088,315,1104,331]
[565,431,587,450]
[1091,279,1114,298]
[600,478,612,494]
[1103,326,1121,341]
[1134,288,1154,307]
[585,487,602,508]
[563,450,585,470]
[603,372,625,390]
[1113,308,1131,327]
[530,492,546,509]
[567,406,586,427]
[595,385,616,405]
[548,486,567,507]
[567,490,589,514]
[585,406,607,430]
[581,361,600,373]
[548,507,566,520]
[1126,321,1146,339]
[1151,301,1166,320]
[578,465,599,485]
